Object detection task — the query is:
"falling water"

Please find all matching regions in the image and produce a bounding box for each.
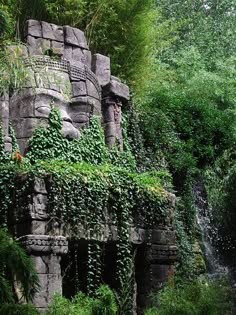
[193,180,228,276]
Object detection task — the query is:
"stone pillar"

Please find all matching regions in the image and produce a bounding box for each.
[102,97,123,149]
[19,235,68,312]
[136,228,177,311]
[0,93,12,152]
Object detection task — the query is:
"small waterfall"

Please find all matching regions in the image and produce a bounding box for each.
[193,180,228,276]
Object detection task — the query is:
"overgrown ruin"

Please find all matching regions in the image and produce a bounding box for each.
[0,20,177,314]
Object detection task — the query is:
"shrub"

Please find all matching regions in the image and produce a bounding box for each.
[145,277,234,315]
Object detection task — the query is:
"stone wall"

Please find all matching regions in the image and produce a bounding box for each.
[6,175,177,312]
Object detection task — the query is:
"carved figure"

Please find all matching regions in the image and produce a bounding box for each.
[0,20,130,154]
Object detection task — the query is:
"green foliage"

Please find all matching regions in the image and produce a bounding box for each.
[145,277,234,315]
[0,44,30,95]
[46,285,117,315]
[0,304,39,315]
[0,106,170,307]
[27,106,136,171]
[0,228,39,304]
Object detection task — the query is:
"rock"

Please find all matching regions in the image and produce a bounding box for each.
[51,41,64,56]
[71,81,87,97]
[103,79,130,100]
[26,20,42,37]
[64,26,88,49]
[92,54,111,87]
[42,22,64,42]
[27,36,50,55]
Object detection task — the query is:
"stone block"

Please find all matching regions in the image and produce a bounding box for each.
[26,20,42,37]
[83,50,92,68]
[11,118,47,138]
[71,81,87,97]
[92,54,110,87]
[89,97,101,116]
[51,41,64,56]
[70,48,92,68]
[31,255,61,274]
[17,138,29,155]
[72,47,84,62]
[111,75,121,82]
[152,229,176,245]
[22,68,37,88]
[35,70,71,95]
[42,21,64,42]
[64,26,88,49]
[10,89,35,119]
[86,80,100,99]
[33,273,62,307]
[150,264,169,283]
[102,104,115,122]
[103,80,130,100]
[30,221,47,234]
[27,36,50,55]
[0,96,9,120]
[63,45,73,60]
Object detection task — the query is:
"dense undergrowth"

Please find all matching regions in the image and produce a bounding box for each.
[0,0,236,314]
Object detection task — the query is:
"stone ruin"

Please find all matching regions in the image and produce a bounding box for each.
[0,20,177,313]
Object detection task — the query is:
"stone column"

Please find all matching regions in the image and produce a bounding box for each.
[0,93,12,152]
[19,235,68,312]
[102,97,123,149]
[136,228,177,311]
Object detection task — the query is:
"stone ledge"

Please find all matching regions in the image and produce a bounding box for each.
[18,235,68,255]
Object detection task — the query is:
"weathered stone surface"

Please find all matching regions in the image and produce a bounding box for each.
[11,118,47,138]
[32,255,61,274]
[102,104,115,122]
[86,80,100,99]
[111,75,121,82]
[83,50,92,68]
[35,69,71,94]
[152,229,176,245]
[27,36,50,55]
[71,81,87,97]
[92,54,110,87]
[42,21,64,42]
[33,273,62,308]
[10,89,35,118]
[103,79,130,100]
[63,45,73,60]
[0,94,9,137]
[89,97,101,116]
[26,20,42,37]
[64,26,88,49]
[51,40,64,56]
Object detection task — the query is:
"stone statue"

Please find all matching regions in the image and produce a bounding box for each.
[0,19,130,154]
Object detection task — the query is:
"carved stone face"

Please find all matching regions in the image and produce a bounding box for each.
[9,56,101,153]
